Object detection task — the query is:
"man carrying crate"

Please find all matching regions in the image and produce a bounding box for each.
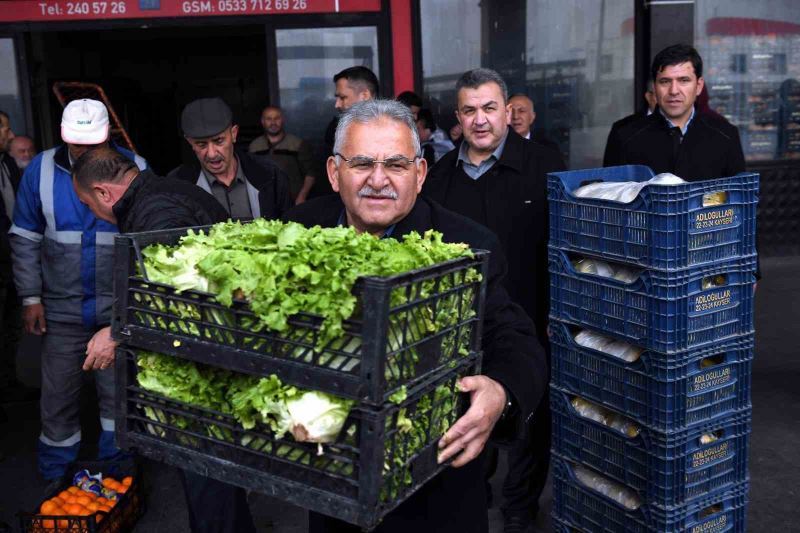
[71,147,258,533]
[285,98,548,532]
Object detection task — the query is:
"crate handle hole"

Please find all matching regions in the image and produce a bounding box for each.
[699,429,724,445]
[702,191,728,207]
[702,274,728,289]
[698,353,726,369]
[698,503,724,518]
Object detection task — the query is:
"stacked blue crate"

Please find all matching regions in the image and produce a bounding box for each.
[547,165,758,532]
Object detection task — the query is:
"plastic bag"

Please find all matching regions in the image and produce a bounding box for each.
[574,329,642,363]
[573,464,642,510]
[573,173,685,203]
[569,396,641,438]
[571,257,641,284]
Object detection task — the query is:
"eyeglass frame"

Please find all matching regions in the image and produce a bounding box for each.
[334,152,422,172]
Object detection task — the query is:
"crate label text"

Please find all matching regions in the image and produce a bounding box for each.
[690,367,732,392]
[695,208,735,230]
[691,514,727,533]
[691,441,730,468]
[694,289,732,312]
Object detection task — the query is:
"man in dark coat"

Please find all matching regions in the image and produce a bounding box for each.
[72,147,257,533]
[285,98,547,533]
[602,81,657,166]
[603,44,746,181]
[168,97,292,220]
[422,68,565,532]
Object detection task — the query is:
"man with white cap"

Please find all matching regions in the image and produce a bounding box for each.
[9,99,147,484]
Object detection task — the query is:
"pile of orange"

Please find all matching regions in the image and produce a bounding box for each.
[34,476,133,530]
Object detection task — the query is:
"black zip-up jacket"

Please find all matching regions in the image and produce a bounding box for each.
[603,109,746,180]
[112,169,229,233]
[285,194,547,533]
[168,147,292,220]
[423,128,566,347]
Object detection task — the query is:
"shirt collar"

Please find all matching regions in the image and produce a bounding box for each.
[659,106,695,136]
[202,156,246,187]
[456,129,509,168]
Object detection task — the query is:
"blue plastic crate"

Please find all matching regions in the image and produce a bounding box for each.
[550,321,753,430]
[552,456,749,532]
[548,165,759,270]
[549,248,756,353]
[551,387,750,507]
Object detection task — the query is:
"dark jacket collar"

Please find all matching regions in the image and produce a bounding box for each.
[112,169,155,232]
[54,144,71,171]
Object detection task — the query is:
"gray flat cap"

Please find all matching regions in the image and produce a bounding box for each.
[181,97,233,138]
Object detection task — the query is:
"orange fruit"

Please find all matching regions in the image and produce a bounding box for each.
[63,503,85,515]
[101,478,117,488]
[66,486,80,494]
[40,516,55,529]
[58,490,72,500]
[115,484,128,494]
[40,500,57,514]
[50,496,66,507]
[74,495,92,506]
[122,476,133,487]
[85,502,100,512]
[98,505,112,513]
[97,497,108,505]
[56,518,70,529]
[106,499,117,508]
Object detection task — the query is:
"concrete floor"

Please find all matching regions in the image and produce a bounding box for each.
[1,256,797,532]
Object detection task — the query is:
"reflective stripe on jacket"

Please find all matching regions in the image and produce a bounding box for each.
[9,144,147,327]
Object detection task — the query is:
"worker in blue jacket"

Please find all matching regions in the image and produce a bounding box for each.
[9,99,147,484]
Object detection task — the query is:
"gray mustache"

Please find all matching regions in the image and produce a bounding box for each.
[358,186,398,199]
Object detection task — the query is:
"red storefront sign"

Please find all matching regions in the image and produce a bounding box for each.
[0,0,381,22]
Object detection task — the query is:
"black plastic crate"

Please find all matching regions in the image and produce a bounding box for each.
[548,165,758,270]
[551,387,750,506]
[112,227,489,406]
[115,346,479,530]
[549,248,756,353]
[552,457,748,532]
[19,458,144,533]
[550,321,753,430]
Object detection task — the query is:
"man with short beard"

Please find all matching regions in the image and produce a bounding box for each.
[169,97,291,220]
[248,106,316,205]
[9,136,36,170]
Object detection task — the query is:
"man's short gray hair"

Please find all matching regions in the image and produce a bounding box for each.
[455,68,509,103]
[333,99,421,158]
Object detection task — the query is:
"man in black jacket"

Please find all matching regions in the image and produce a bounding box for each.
[72,147,257,533]
[285,98,547,533]
[423,68,565,532]
[603,44,745,180]
[168,97,292,220]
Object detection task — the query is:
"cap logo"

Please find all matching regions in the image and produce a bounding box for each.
[77,120,92,125]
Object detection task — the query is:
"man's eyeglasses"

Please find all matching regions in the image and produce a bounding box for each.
[335,153,419,175]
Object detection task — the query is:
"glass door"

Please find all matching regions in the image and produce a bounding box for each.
[274,26,380,144]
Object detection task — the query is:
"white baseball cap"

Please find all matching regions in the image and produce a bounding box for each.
[61,99,110,145]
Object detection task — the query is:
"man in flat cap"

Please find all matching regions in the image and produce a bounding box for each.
[168,97,292,220]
